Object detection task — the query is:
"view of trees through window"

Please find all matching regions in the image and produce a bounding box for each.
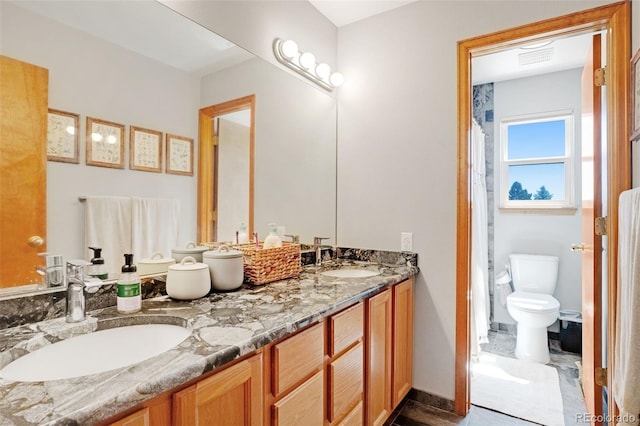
[502,114,572,206]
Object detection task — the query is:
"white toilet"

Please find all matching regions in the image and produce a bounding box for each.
[506,254,560,364]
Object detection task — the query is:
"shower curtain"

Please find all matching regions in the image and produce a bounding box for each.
[471,120,490,358]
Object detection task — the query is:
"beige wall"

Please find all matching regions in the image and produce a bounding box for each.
[336,0,621,400]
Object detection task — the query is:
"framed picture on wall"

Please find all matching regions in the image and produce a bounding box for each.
[47,109,79,163]
[86,117,125,169]
[166,134,194,176]
[130,126,162,172]
[632,48,640,142]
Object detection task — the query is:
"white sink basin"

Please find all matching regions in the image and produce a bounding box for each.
[320,269,380,278]
[0,323,191,382]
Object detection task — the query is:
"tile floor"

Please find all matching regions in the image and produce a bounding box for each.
[385,328,586,425]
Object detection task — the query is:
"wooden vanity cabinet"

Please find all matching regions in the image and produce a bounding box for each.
[365,278,415,426]
[327,301,365,426]
[173,353,263,426]
[265,321,325,426]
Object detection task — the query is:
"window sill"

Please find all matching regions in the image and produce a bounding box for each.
[498,206,578,215]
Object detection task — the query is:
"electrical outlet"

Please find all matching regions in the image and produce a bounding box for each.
[401,232,413,252]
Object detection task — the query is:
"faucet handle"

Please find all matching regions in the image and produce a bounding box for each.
[67,259,91,281]
[284,234,300,244]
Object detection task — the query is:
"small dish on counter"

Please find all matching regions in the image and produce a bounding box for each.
[203,245,244,291]
[172,241,210,263]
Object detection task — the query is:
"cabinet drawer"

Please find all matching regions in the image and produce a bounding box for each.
[329,341,363,423]
[337,401,363,426]
[272,370,324,426]
[330,302,364,357]
[109,407,149,426]
[272,322,324,396]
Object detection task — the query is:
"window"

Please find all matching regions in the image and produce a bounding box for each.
[499,111,575,209]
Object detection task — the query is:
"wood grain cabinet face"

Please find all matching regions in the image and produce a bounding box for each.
[329,341,364,423]
[330,302,364,357]
[272,322,324,397]
[272,370,324,426]
[365,288,393,426]
[108,407,149,426]
[392,279,414,407]
[173,353,263,426]
[337,401,363,426]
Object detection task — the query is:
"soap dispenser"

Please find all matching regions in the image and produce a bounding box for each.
[88,247,108,280]
[117,254,141,313]
[262,223,282,249]
[237,222,249,244]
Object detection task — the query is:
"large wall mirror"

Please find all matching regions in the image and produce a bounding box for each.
[0,0,337,293]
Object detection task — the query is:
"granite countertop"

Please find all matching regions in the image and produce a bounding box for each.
[0,260,419,425]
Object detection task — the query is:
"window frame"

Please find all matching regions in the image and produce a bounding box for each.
[499,110,575,210]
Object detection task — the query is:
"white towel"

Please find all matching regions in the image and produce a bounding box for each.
[84,196,132,277]
[614,187,640,426]
[131,197,180,261]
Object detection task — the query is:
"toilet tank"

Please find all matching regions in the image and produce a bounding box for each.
[508,254,559,294]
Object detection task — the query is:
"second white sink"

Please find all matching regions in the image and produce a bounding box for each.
[320,269,380,278]
[0,323,191,382]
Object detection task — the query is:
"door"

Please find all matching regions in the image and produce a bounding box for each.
[365,288,392,426]
[580,33,603,423]
[0,55,48,288]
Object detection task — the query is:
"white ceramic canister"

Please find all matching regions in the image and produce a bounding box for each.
[166,256,211,300]
[171,241,210,263]
[203,245,244,291]
[137,252,176,276]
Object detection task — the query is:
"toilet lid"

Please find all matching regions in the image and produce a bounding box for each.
[507,291,560,313]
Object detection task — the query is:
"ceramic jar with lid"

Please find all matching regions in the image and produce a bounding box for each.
[171,241,210,263]
[166,256,211,300]
[203,245,244,291]
[137,252,176,276]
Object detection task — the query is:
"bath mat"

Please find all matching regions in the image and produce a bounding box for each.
[471,352,565,426]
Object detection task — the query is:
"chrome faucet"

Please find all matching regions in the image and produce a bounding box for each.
[313,237,331,267]
[36,253,65,287]
[66,260,101,323]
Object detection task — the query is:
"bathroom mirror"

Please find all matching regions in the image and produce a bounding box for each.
[0,0,337,294]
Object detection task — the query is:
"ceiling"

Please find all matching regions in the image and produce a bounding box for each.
[15,0,594,86]
[307,0,593,84]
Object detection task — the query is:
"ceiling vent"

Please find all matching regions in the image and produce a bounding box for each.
[518,48,554,66]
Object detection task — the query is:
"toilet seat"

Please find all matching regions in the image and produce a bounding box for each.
[507,291,559,314]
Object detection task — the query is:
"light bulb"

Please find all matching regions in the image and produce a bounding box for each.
[91,132,103,142]
[315,63,331,79]
[299,52,315,70]
[65,126,75,135]
[281,39,298,58]
[329,72,344,87]
[107,134,117,144]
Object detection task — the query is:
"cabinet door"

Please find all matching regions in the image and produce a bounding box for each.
[329,341,363,423]
[272,370,324,426]
[365,289,392,426]
[393,279,414,407]
[173,353,263,426]
[337,401,363,426]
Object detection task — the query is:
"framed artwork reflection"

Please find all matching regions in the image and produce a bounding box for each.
[130,126,162,172]
[86,117,125,169]
[631,48,640,142]
[47,109,79,163]
[166,134,193,176]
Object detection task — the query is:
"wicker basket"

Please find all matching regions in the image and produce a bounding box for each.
[232,242,302,285]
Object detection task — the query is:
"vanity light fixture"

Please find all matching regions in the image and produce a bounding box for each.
[273,38,343,91]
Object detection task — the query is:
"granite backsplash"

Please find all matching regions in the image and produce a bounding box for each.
[0,247,417,330]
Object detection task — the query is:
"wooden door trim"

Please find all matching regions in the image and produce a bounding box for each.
[455,1,630,417]
[197,94,256,244]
